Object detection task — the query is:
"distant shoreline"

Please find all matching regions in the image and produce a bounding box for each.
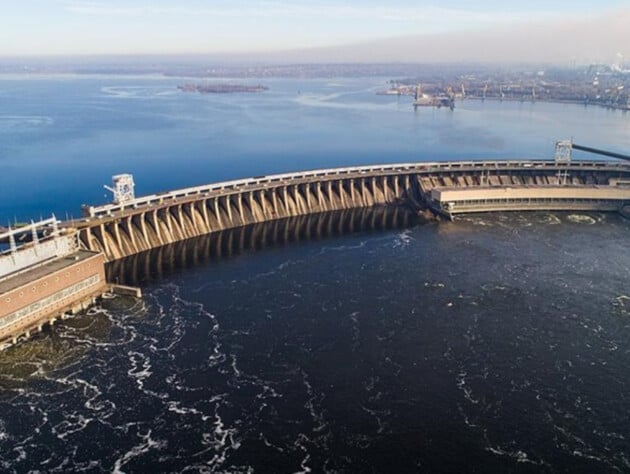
[462,96,630,112]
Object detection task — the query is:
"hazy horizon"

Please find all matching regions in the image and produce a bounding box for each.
[1,1,629,65]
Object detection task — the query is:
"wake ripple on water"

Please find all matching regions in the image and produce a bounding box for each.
[566,214,598,225]
[0,284,250,472]
[393,229,414,248]
[0,115,54,129]
[293,87,398,112]
[112,429,166,474]
[100,86,178,99]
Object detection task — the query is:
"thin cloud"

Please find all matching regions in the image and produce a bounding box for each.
[61,0,550,29]
[3,1,623,57]
[271,7,630,64]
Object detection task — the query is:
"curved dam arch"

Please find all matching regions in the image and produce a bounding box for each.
[106,207,416,286]
[71,160,630,262]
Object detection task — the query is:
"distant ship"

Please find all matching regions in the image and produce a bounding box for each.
[413,84,455,110]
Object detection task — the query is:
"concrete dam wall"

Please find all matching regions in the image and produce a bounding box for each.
[73,160,630,262]
[78,174,412,261]
[106,207,416,285]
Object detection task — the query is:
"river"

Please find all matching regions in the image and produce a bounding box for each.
[0,76,629,472]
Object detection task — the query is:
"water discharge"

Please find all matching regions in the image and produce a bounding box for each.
[0,210,629,472]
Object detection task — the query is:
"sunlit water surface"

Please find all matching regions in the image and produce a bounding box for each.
[0,77,629,472]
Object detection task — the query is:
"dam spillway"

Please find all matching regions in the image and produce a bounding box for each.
[2,156,630,346]
[105,207,416,286]
[72,159,630,262]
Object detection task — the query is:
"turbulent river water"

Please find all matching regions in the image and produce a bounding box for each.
[1,210,629,473]
[1,76,630,472]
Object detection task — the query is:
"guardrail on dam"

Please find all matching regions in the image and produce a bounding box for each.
[71,159,630,262]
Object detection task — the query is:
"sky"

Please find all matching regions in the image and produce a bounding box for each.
[0,0,628,61]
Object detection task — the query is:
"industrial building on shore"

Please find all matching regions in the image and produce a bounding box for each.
[0,219,108,346]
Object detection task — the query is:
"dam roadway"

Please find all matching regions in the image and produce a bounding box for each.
[70,159,630,262]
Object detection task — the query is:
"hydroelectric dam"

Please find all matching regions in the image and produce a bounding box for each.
[2,141,630,346]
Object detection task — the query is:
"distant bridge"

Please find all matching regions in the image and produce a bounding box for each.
[70,159,630,262]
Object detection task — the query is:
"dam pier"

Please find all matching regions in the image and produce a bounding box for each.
[2,142,630,346]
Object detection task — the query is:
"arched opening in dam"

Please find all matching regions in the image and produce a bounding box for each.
[76,160,630,263]
[105,206,421,285]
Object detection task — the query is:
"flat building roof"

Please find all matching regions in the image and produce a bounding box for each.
[431,185,630,202]
[0,250,103,295]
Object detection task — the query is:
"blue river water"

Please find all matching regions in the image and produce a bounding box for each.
[1,76,630,473]
[1,75,630,222]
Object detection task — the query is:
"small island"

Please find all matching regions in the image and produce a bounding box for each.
[177,83,269,94]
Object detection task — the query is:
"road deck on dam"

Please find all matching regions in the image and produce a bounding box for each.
[68,160,630,262]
